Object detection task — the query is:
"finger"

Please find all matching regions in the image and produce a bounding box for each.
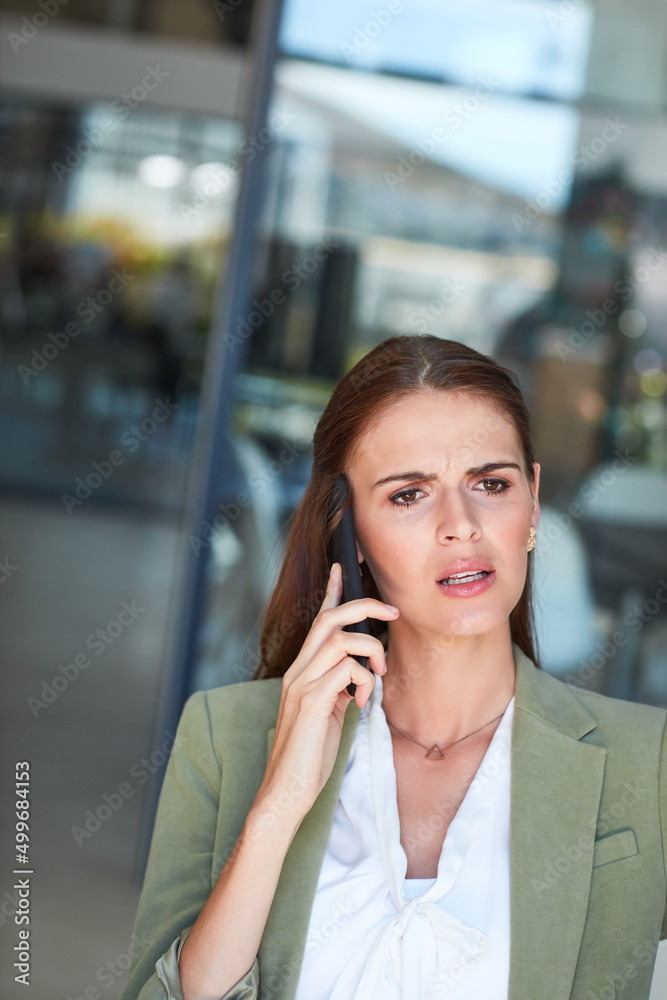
[321,597,399,631]
[304,631,386,682]
[327,657,377,709]
[297,595,395,672]
[283,564,343,682]
[319,562,343,613]
[304,593,397,655]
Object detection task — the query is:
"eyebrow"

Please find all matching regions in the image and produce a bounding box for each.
[371,462,523,490]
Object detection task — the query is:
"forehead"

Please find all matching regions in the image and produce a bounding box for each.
[348,390,521,471]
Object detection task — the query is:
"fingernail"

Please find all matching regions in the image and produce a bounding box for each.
[385,604,399,613]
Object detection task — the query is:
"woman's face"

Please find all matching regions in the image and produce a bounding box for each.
[345,389,540,639]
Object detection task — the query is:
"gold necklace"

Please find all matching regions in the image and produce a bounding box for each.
[384,710,505,760]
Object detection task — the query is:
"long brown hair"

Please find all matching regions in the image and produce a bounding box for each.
[252,334,540,679]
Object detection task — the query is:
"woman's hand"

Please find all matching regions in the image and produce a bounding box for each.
[256,562,399,823]
[178,567,397,1000]
[178,572,397,1000]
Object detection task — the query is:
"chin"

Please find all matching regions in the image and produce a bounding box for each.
[432,607,508,638]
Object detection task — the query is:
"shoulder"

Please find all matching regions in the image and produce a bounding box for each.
[566,679,666,734]
[536,666,667,759]
[201,676,283,721]
[178,677,284,765]
[182,676,282,721]
[515,644,667,757]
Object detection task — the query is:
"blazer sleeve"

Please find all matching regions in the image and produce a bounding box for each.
[154,928,259,999]
[118,690,259,1000]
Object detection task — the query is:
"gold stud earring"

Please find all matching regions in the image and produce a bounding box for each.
[527,526,536,551]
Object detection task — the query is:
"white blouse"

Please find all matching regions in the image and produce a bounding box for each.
[294,672,514,1000]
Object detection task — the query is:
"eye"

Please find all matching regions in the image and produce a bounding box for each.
[389,487,425,508]
[474,477,512,497]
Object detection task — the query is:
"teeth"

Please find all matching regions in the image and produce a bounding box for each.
[440,571,488,585]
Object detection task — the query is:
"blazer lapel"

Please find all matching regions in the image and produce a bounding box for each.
[259,698,361,1000]
[508,645,607,1000]
[255,645,607,1000]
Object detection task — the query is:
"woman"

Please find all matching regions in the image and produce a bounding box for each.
[120,335,667,1000]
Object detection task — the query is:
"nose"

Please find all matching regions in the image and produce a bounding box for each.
[436,487,481,542]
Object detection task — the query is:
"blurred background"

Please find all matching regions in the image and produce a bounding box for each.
[1,0,667,995]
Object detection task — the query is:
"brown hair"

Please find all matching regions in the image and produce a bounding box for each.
[252,334,540,679]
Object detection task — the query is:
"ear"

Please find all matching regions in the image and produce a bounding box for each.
[356,540,365,566]
[531,462,541,528]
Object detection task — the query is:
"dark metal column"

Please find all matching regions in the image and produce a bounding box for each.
[136,0,286,879]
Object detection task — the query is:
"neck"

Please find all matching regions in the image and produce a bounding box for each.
[380,622,516,747]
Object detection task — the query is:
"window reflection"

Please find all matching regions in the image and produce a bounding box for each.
[0,99,242,505]
[193,8,667,708]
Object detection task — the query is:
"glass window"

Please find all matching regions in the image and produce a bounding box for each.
[0,98,242,506]
[191,0,667,708]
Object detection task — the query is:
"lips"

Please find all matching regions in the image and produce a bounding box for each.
[436,559,493,584]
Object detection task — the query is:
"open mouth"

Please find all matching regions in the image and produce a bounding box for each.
[438,571,491,586]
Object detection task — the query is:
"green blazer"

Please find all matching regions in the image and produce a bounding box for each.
[121,644,667,1000]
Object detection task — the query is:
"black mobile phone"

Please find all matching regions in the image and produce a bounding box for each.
[329,474,372,697]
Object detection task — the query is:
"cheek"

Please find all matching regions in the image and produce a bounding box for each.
[504,520,530,552]
[357,513,422,580]
[487,501,531,544]
[507,512,530,560]
[501,525,531,590]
